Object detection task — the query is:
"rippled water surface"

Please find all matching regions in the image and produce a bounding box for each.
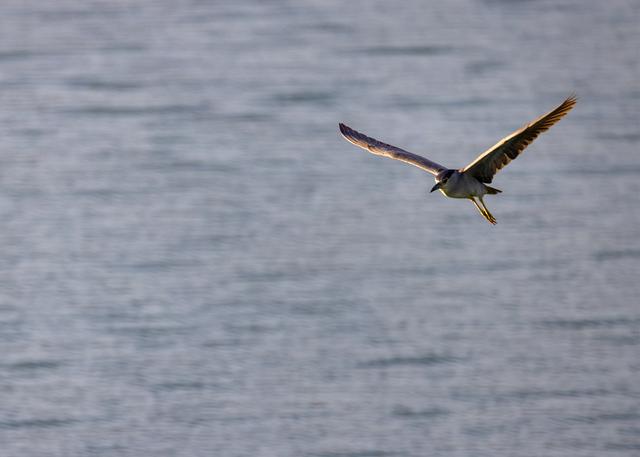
[1,1,639,456]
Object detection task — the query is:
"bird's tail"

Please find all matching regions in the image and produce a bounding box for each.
[484,185,502,195]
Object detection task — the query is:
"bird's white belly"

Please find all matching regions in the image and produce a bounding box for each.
[440,174,486,198]
[439,188,467,198]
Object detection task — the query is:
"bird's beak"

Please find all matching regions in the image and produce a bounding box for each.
[430,182,441,193]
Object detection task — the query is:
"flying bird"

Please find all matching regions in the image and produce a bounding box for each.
[339,95,577,224]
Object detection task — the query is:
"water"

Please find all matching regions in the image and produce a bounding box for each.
[1,0,639,456]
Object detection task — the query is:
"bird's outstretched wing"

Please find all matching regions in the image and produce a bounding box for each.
[339,123,446,176]
[461,95,577,183]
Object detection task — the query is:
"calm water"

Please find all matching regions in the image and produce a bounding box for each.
[1,1,639,456]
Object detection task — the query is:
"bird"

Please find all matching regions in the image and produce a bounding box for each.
[338,95,577,224]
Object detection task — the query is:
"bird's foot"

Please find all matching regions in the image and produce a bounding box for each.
[482,208,497,225]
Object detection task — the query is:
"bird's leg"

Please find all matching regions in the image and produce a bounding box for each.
[469,197,496,225]
[478,196,497,225]
[468,197,484,217]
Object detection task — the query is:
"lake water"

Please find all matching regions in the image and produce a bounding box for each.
[1,0,639,456]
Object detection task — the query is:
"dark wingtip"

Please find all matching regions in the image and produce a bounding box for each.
[338,123,348,134]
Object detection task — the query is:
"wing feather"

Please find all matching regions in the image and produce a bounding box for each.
[461,95,577,183]
[339,123,445,176]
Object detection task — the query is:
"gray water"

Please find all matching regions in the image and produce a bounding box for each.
[1,0,639,456]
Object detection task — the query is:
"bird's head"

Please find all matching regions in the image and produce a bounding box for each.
[430,169,455,193]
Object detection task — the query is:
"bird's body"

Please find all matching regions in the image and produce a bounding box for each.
[339,95,576,224]
[435,170,487,199]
